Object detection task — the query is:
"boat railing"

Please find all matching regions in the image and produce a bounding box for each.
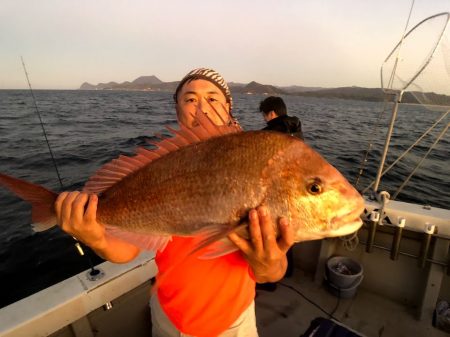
[0,251,156,337]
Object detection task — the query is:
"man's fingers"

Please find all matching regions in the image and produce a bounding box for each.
[61,191,80,227]
[55,191,69,225]
[205,99,229,125]
[277,217,294,253]
[73,193,89,222]
[228,232,251,256]
[248,209,263,252]
[258,206,277,252]
[84,194,98,223]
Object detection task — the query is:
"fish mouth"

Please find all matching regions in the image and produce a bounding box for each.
[331,211,362,227]
[328,209,364,236]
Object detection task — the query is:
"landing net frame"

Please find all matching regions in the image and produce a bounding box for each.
[372,12,450,193]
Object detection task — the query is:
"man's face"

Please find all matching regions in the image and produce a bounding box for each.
[176,79,231,128]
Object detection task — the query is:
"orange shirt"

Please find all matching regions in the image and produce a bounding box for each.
[155,236,255,337]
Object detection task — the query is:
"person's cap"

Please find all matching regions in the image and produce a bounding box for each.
[173,68,232,109]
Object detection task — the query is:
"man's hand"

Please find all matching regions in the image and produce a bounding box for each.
[55,192,106,250]
[228,206,294,283]
[55,191,140,263]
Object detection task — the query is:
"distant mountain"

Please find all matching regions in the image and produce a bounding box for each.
[80,78,287,95]
[232,81,287,95]
[79,76,164,90]
[401,91,450,105]
[228,82,247,88]
[296,86,385,102]
[80,82,96,90]
[279,85,324,93]
[78,77,450,105]
[132,76,163,85]
[292,86,450,105]
[229,83,324,93]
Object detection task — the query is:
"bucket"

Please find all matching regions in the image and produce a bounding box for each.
[325,256,363,298]
[325,274,364,299]
[326,256,363,288]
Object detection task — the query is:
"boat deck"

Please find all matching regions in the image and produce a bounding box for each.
[256,269,448,337]
[44,269,448,337]
[2,228,449,337]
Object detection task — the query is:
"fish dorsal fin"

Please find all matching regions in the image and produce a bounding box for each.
[83,110,242,194]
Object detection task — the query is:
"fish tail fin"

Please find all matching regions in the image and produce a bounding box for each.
[0,173,58,231]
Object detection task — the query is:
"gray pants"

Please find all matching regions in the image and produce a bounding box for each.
[150,295,259,337]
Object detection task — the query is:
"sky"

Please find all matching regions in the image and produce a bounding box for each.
[1,0,450,90]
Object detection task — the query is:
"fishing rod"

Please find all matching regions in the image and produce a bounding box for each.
[20,57,101,277]
[21,56,64,189]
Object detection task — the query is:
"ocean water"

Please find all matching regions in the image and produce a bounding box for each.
[0,90,448,308]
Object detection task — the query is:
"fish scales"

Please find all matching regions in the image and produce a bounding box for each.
[97,131,292,235]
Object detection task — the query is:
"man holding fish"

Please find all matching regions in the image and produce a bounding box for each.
[0,68,364,337]
[55,68,295,337]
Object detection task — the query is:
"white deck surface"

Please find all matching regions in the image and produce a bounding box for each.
[255,270,449,337]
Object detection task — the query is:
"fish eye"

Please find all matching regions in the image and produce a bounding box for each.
[307,182,322,195]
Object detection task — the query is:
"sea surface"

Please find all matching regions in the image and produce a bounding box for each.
[0,90,448,308]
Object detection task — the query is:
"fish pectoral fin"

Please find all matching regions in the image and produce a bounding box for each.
[191,222,248,259]
[197,237,239,259]
[31,221,56,232]
[105,226,171,252]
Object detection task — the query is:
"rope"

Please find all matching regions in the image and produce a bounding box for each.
[393,123,449,199]
[362,109,449,194]
[354,99,391,188]
[340,192,388,251]
[278,282,341,322]
[340,231,359,252]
